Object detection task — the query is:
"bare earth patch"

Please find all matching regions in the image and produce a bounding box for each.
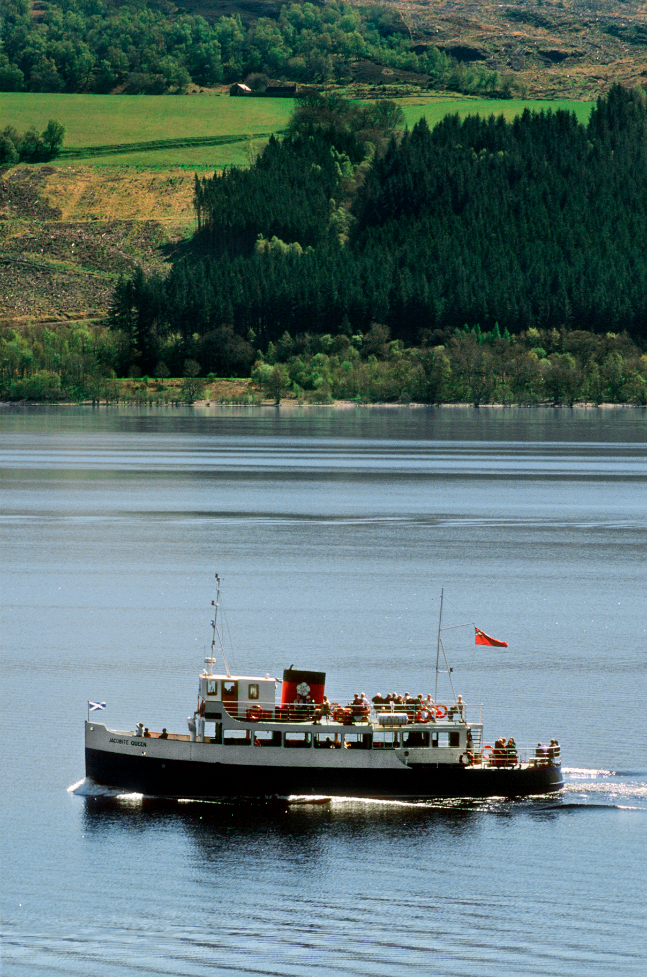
[0,165,196,325]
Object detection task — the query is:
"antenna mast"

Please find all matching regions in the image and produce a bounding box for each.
[208,573,230,677]
[434,588,458,703]
[434,588,443,703]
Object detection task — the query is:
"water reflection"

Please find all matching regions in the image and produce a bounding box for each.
[80,791,557,842]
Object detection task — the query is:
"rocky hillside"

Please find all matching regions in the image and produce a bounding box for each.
[358,0,647,98]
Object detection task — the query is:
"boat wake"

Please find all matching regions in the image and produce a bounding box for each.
[563,766,616,777]
[68,777,144,801]
[559,768,647,809]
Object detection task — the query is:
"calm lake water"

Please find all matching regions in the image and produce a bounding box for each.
[1,405,646,976]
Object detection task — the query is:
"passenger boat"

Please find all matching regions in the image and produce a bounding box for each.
[84,577,563,801]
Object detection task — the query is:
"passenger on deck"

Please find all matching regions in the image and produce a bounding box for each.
[144,728,151,738]
[466,729,474,751]
[314,697,330,724]
[187,716,197,741]
[506,737,517,765]
[159,728,169,739]
[448,696,466,722]
[535,742,547,764]
[403,692,416,718]
[548,739,560,763]
[493,737,506,767]
[135,722,144,737]
[372,693,385,705]
[351,693,368,722]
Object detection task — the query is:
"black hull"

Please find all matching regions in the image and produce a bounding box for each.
[85,748,564,801]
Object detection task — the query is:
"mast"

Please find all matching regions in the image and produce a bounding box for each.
[434,588,443,703]
[208,572,230,677]
[434,588,458,703]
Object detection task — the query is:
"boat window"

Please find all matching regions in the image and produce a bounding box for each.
[434,732,449,748]
[248,683,259,700]
[254,730,281,747]
[449,731,460,748]
[373,732,398,749]
[222,681,238,701]
[207,678,218,696]
[403,730,429,748]
[284,732,312,748]
[223,729,251,746]
[314,733,341,749]
[343,733,372,750]
[431,733,439,748]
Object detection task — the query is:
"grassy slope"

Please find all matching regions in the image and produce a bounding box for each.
[400,97,594,129]
[0,93,295,168]
[0,166,197,323]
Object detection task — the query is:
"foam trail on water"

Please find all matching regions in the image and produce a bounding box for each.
[69,777,144,800]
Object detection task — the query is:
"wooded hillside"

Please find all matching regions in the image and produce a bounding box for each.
[110,86,647,385]
[0,0,499,95]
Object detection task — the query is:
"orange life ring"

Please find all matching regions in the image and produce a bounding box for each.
[459,751,473,766]
[333,707,348,723]
[415,709,430,724]
[435,703,448,719]
[246,705,262,722]
[481,744,493,759]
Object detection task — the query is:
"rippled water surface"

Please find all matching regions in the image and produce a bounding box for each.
[1,405,646,976]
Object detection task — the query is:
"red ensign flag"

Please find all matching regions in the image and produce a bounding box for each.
[475,627,508,648]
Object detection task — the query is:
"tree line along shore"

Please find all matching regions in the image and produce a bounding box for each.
[2,319,646,406]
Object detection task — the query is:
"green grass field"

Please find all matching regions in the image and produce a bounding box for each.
[400,96,594,130]
[0,92,295,167]
[0,92,594,168]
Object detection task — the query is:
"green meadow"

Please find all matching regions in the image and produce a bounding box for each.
[399,96,594,130]
[0,92,594,168]
[0,93,295,167]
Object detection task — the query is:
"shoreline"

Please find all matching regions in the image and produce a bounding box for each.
[2,399,645,411]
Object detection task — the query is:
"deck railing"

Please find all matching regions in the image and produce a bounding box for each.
[221,700,484,726]
[471,744,561,767]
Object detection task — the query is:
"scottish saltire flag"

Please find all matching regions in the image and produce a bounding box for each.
[88,701,106,711]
